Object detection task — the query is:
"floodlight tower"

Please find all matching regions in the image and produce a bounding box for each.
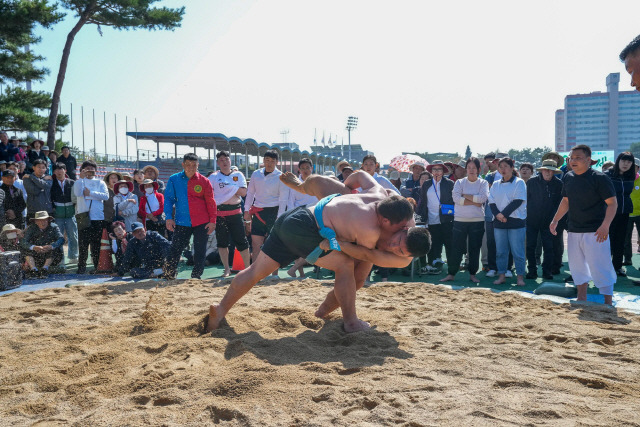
[346,116,358,161]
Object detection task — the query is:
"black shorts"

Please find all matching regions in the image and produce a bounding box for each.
[261,206,328,267]
[250,206,279,237]
[215,213,249,251]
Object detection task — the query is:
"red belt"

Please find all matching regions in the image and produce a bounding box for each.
[217,207,242,217]
[248,206,266,224]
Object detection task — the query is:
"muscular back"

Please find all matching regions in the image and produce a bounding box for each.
[311,185,388,250]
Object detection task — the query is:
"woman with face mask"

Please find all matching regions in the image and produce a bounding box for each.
[137,179,165,233]
[112,180,139,231]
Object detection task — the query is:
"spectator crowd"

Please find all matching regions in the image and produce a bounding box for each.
[0,130,633,305]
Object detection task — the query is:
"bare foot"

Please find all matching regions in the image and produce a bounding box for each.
[343,318,371,333]
[440,274,455,282]
[221,270,231,278]
[299,274,306,279]
[493,274,506,285]
[314,300,339,319]
[279,172,306,193]
[206,305,225,332]
[516,275,525,286]
[470,275,480,283]
[287,267,297,278]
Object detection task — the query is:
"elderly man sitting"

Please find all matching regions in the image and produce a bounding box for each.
[20,211,65,277]
[118,222,171,278]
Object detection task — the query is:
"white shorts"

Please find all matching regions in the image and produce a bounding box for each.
[567,232,616,295]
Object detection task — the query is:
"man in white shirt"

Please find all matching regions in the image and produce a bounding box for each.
[244,150,283,263]
[73,160,109,274]
[209,151,251,277]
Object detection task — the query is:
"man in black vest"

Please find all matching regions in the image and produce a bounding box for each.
[51,163,78,263]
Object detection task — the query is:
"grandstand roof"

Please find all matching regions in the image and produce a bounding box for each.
[126,132,362,169]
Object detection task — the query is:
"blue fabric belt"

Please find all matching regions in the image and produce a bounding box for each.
[305,193,341,264]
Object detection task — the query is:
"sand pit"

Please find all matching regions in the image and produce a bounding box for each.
[1,278,639,426]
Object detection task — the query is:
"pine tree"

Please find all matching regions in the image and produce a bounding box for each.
[0,0,66,131]
[45,0,185,148]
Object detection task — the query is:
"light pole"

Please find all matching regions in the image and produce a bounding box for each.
[346,116,358,161]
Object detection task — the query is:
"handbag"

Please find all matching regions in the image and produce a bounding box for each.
[440,204,455,216]
[76,200,92,231]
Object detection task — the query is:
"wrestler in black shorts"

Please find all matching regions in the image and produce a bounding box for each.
[261,206,329,266]
[250,206,279,237]
[216,204,249,251]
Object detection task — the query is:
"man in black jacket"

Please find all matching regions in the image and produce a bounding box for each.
[58,146,77,180]
[118,222,171,278]
[417,160,455,274]
[1,170,25,229]
[526,159,563,279]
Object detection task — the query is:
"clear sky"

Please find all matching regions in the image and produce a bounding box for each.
[30,0,640,164]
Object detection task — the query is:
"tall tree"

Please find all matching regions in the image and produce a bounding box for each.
[45,0,185,148]
[0,0,65,132]
[507,146,552,164]
[1,86,69,131]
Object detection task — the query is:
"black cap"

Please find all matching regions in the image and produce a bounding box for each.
[2,170,16,177]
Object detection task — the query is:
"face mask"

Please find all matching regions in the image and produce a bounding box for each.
[118,187,129,195]
[6,232,16,239]
[145,187,154,194]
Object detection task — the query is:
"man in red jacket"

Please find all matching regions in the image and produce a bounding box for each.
[163,153,217,279]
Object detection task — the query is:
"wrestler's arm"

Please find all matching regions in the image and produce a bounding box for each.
[343,170,380,192]
[320,239,412,268]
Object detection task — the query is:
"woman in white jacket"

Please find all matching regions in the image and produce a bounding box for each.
[112,180,139,231]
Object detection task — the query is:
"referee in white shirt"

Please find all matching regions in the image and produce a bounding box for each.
[244,150,283,263]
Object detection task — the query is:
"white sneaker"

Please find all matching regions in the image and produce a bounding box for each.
[505,271,513,278]
[486,270,496,277]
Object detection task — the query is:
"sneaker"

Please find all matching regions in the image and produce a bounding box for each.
[542,273,554,280]
[486,270,496,277]
[505,271,513,278]
[616,268,627,277]
[421,265,441,275]
[432,258,444,268]
[623,260,633,266]
[525,272,538,280]
[564,275,573,283]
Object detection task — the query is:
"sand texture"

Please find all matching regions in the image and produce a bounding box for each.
[1,278,639,426]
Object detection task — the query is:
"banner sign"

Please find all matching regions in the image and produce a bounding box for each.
[559,150,615,169]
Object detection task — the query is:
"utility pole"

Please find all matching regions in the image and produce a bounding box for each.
[346,116,358,161]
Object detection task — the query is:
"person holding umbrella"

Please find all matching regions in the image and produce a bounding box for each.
[401,161,427,196]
